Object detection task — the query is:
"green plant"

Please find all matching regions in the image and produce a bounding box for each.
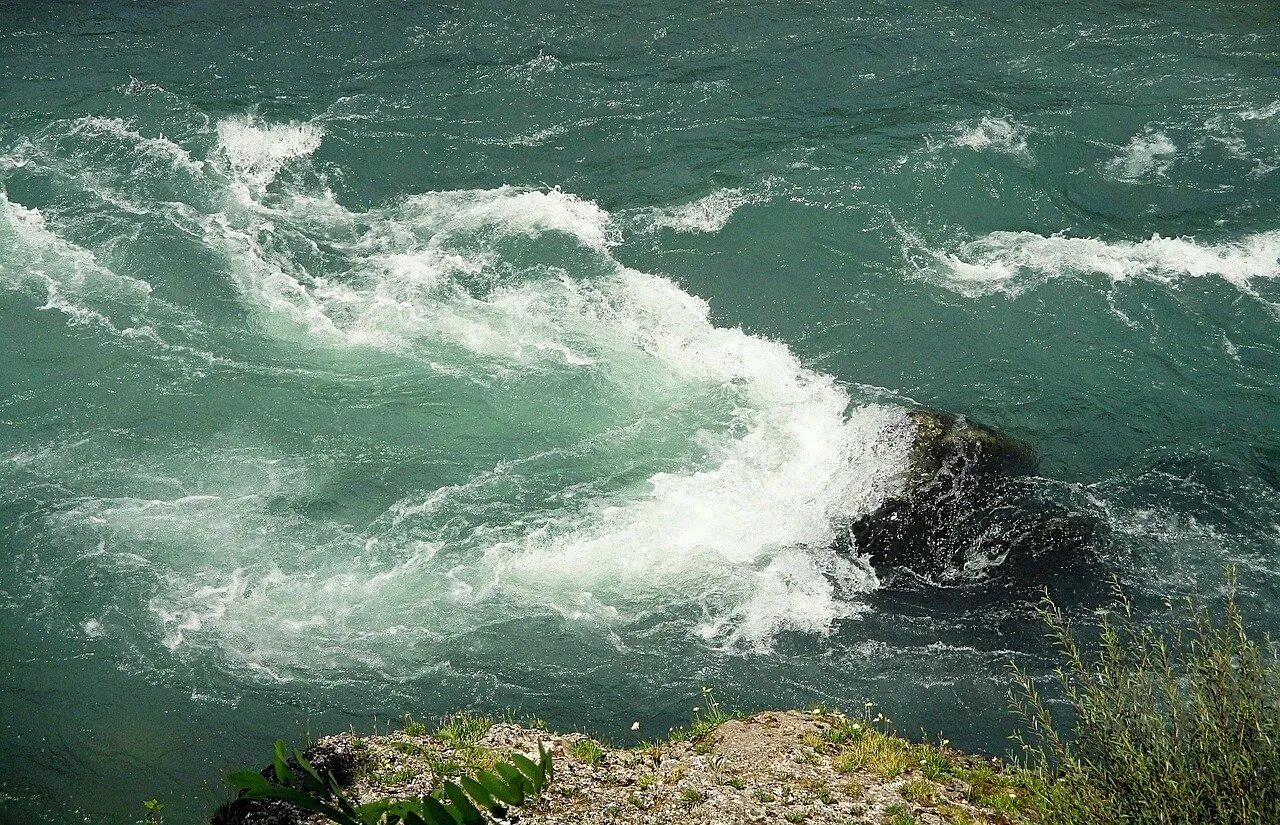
[679,787,704,806]
[832,726,910,778]
[919,748,952,780]
[226,738,553,825]
[882,803,916,825]
[1010,569,1280,825]
[401,714,428,737]
[141,798,164,825]
[568,737,604,765]
[433,712,494,746]
[899,777,937,804]
[667,686,738,745]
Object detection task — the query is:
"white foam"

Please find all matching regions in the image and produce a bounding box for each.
[19,118,916,674]
[953,116,1031,159]
[47,136,917,664]
[214,115,323,188]
[0,191,157,330]
[1206,103,1280,179]
[636,188,762,234]
[72,115,204,174]
[1240,101,1280,122]
[1106,130,1177,181]
[909,227,1280,299]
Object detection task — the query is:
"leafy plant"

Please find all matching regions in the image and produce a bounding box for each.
[227,738,553,825]
[141,798,164,825]
[1010,568,1280,825]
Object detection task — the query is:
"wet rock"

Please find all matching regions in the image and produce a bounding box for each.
[835,409,1100,580]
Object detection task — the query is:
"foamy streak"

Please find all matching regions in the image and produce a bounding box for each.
[0,191,159,334]
[635,188,762,234]
[72,115,205,174]
[910,228,1280,298]
[100,117,916,663]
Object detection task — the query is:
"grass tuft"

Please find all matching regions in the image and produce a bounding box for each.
[569,737,605,766]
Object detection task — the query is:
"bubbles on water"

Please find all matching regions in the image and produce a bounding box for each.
[7,113,921,683]
[214,115,324,188]
[0,191,160,334]
[952,116,1032,161]
[903,226,1280,301]
[1106,129,1177,181]
[632,187,766,234]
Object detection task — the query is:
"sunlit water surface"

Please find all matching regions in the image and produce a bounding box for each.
[2,2,1278,821]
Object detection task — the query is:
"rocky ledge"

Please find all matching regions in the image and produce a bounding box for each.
[214,709,1031,825]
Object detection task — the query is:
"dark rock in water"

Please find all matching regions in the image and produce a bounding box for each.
[835,409,1102,581]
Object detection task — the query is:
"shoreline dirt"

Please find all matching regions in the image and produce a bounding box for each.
[217,708,1031,824]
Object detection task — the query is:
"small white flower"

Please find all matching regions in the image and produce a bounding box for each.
[693,707,700,712]
[631,721,640,731]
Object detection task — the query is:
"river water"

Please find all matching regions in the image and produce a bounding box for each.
[2,1,1278,821]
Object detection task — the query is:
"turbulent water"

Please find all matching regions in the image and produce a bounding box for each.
[2,2,1278,822]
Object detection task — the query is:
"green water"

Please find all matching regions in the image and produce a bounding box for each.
[2,1,1278,821]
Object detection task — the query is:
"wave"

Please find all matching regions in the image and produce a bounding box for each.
[214,115,324,188]
[904,227,1280,299]
[0,191,163,336]
[17,114,916,678]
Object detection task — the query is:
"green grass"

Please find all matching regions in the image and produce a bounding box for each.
[679,787,704,806]
[881,803,916,825]
[373,766,418,785]
[432,711,494,746]
[666,686,739,746]
[830,725,911,779]
[899,777,937,804]
[919,749,952,780]
[1010,568,1280,825]
[568,737,604,766]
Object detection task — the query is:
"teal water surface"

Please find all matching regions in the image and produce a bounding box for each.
[2,1,1279,822]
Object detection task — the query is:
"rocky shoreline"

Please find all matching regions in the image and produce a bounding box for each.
[214,707,1032,824]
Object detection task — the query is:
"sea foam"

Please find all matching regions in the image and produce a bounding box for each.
[214,115,323,188]
[908,228,1280,299]
[953,116,1031,160]
[634,187,763,234]
[1106,130,1177,181]
[38,116,918,678]
[0,191,158,333]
